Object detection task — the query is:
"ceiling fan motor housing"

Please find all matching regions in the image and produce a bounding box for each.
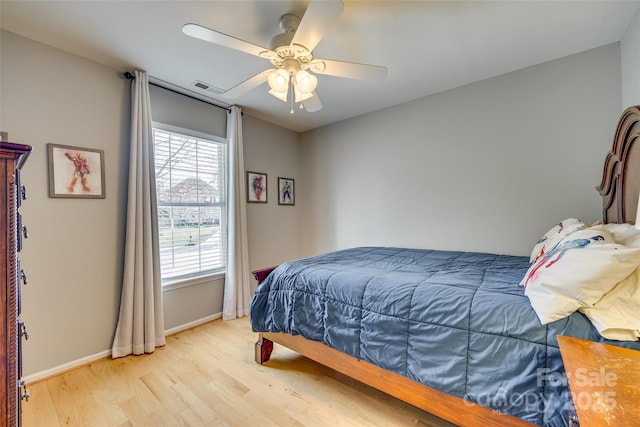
[270,14,299,48]
[268,13,314,71]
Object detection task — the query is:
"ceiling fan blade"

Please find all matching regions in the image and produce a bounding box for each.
[222,71,268,99]
[302,92,323,112]
[182,23,271,58]
[310,59,388,80]
[291,0,344,52]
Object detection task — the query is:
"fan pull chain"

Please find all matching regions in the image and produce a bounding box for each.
[289,79,295,115]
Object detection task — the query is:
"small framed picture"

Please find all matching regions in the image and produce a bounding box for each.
[278,177,295,206]
[0,131,8,141]
[48,143,106,198]
[247,171,267,203]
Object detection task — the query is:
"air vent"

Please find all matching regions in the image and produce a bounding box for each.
[190,80,224,95]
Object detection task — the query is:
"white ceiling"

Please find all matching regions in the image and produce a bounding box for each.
[2,1,639,132]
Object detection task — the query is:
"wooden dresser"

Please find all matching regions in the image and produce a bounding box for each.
[0,142,32,426]
[558,335,640,427]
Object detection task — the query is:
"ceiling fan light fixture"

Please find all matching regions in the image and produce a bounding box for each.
[295,70,317,94]
[294,86,314,103]
[267,68,289,93]
[268,88,288,102]
[266,68,290,102]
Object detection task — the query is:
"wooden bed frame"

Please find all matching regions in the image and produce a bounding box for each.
[252,106,640,427]
[597,106,640,224]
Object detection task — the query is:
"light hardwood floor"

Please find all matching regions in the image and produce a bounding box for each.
[22,317,456,427]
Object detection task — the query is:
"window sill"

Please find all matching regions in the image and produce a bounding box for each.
[162,271,225,292]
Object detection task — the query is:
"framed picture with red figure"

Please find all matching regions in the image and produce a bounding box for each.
[48,143,105,199]
[247,171,267,203]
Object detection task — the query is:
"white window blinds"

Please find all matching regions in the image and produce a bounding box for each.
[153,126,226,281]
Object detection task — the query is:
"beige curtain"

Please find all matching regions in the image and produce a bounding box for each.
[112,70,165,357]
[223,105,251,320]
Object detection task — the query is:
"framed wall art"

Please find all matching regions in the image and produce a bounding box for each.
[278,177,295,206]
[48,143,106,198]
[247,171,267,203]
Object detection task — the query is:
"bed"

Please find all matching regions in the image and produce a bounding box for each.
[249,106,640,427]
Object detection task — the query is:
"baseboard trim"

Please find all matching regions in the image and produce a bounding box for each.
[23,312,223,384]
[23,350,112,384]
[165,312,222,336]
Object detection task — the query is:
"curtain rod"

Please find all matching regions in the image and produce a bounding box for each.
[123,72,232,113]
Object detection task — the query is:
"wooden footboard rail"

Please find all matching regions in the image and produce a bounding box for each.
[251,267,533,427]
[254,332,533,427]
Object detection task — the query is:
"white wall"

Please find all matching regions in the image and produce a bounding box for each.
[622,10,640,108]
[300,44,622,257]
[1,30,129,376]
[243,114,303,283]
[0,30,301,377]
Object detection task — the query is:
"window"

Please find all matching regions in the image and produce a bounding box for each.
[153,124,226,282]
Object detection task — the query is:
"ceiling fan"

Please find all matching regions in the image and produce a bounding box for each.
[182,0,387,113]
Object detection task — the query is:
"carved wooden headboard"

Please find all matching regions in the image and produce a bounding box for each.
[597,106,640,224]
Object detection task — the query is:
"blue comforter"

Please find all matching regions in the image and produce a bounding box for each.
[250,247,640,426]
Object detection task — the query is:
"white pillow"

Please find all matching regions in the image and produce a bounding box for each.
[602,222,640,247]
[579,266,640,341]
[522,226,640,325]
[529,218,586,263]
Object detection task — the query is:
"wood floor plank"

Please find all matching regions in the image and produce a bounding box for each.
[23,317,456,427]
[139,371,188,415]
[46,375,87,426]
[21,381,60,427]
